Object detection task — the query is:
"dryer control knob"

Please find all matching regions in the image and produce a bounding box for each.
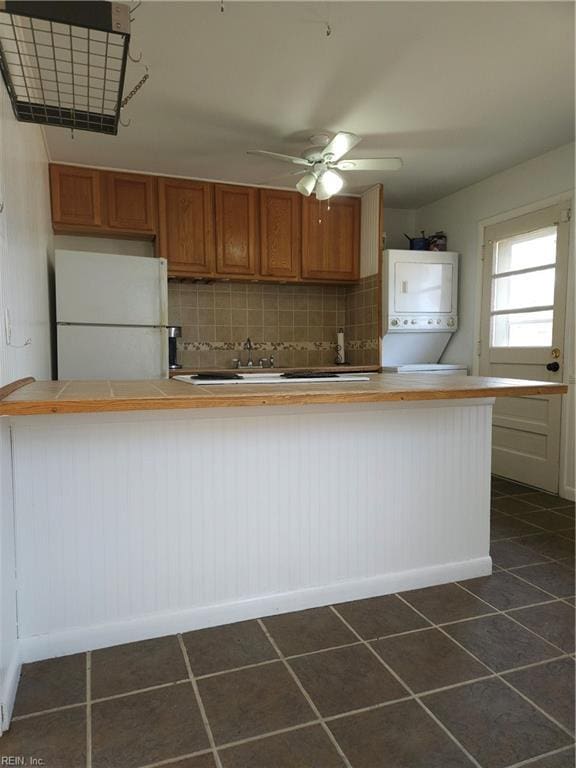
[447,317,455,327]
[390,318,399,327]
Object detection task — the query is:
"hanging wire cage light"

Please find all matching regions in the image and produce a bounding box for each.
[0,1,131,135]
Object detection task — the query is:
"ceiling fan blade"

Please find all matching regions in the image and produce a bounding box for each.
[322,132,362,162]
[335,158,403,172]
[247,150,311,167]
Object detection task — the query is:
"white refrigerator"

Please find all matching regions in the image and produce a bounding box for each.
[55,250,169,379]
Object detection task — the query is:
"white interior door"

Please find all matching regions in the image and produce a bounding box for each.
[479,203,570,492]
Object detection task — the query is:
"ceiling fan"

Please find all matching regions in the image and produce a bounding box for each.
[247,132,402,200]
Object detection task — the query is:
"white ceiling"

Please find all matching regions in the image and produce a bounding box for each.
[44,1,575,208]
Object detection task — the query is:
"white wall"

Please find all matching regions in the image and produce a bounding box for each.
[383,208,417,250]
[416,142,575,498]
[362,197,418,274]
[0,83,52,730]
[415,143,574,368]
[53,235,154,259]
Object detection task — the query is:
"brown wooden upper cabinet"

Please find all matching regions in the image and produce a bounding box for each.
[301,196,360,281]
[215,184,258,276]
[107,172,156,233]
[158,178,215,276]
[50,164,102,228]
[49,163,360,284]
[259,189,301,280]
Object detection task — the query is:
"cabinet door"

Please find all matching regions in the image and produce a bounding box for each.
[302,196,360,281]
[325,196,360,280]
[158,178,215,275]
[106,171,156,232]
[50,164,102,227]
[215,184,258,276]
[301,197,324,278]
[260,189,300,279]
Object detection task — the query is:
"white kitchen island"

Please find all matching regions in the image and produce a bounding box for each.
[0,374,566,676]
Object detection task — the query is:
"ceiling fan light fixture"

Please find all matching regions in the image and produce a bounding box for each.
[315,169,343,200]
[296,172,317,197]
[246,132,403,198]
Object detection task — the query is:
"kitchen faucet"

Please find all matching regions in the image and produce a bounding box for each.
[232,339,274,369]
[244,337,254,367]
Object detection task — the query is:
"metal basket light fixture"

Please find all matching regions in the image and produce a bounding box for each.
[0,1,130,134]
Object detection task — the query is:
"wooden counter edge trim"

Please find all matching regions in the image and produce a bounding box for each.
[0,383,568,416]
[0,377,36,401]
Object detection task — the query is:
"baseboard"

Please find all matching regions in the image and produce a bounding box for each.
[19,556,492,663]
[559,484,575,502]
[0,649,21,734]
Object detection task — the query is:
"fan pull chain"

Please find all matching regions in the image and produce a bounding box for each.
[318,200,331,224]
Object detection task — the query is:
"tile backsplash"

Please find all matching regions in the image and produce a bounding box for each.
[168,282,349,368]
[345,274,380,365]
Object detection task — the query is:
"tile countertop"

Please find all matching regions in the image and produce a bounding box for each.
[0,374,567,416]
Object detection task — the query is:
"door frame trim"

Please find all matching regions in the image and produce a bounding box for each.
[474,189,574,499]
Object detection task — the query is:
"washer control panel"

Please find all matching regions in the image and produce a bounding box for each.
[387,315,458,332]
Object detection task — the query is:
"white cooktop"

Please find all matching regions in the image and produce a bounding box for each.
[175,373,371,386]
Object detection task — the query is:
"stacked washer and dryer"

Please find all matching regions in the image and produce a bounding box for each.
[380,250,467,376]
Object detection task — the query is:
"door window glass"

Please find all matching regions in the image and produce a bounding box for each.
[494,228,556,273]
[490,226,557,347]
[492,310,553,348]
[492,268,555,311]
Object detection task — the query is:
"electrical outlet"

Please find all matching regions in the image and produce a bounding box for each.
[3,308,31,349]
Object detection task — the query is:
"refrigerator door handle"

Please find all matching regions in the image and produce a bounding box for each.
[160,326,169,378]
[158,258,168,327]
[57,322,167,329]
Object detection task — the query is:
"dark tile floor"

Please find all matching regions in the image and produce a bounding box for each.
[2,477,574,768]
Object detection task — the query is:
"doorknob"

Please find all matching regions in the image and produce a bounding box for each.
[546,362,560,372]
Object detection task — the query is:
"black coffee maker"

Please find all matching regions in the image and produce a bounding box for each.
[168,326,182,369]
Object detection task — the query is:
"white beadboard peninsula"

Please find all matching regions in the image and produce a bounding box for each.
[0,374,567,669]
